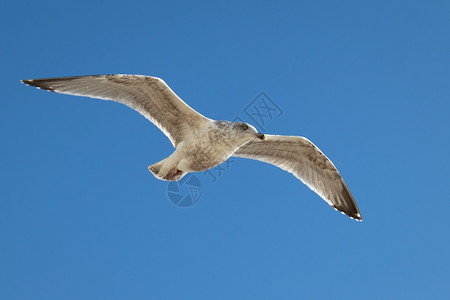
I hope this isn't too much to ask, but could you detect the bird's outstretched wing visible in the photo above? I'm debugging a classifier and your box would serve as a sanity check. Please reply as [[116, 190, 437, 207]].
[[21, 74, 210, 146], [233, 135, 361, 220]]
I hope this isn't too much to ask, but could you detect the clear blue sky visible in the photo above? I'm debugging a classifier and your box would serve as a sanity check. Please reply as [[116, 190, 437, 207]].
[[1, 0, 450, 299]]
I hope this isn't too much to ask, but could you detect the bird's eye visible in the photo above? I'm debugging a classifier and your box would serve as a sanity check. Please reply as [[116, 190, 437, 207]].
[[242, 124, 248, 130]]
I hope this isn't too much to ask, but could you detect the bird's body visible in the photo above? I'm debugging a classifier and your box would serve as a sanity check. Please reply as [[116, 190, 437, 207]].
[[149, 120, 264, 181], [22, 74, 362, 221]]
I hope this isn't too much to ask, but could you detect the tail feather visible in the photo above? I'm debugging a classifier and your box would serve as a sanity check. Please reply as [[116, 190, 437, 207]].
[[148, 162, 187, 182]]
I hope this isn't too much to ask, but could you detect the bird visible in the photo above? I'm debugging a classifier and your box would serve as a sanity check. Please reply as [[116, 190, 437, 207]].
[[21, 74, 362, 221]]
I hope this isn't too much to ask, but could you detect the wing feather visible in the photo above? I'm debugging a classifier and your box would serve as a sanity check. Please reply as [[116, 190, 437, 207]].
[[21, 74, 211, 146], [233, 135, 361, 220]]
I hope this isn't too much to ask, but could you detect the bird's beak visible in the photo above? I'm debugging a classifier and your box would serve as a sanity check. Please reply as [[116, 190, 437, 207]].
[[256, 133, 267, 141]]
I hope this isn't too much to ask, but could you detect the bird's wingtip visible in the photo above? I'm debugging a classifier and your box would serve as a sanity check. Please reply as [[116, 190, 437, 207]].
[[332, 204, 362, 222], [21, 79, 37, 86], [20, 78, 56, 92], [349, 212, 363, 222]]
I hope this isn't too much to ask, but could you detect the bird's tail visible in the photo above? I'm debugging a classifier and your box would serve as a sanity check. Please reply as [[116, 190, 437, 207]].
[[148, 159, 186, 182]]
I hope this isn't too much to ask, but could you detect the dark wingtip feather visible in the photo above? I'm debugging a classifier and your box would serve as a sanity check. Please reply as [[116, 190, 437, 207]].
[[350, 212, 363, 222], [332, 181, 362, 221], [21, 76, 99, 92], [332, 205, 363, 222], [21, 78, 56, 92]]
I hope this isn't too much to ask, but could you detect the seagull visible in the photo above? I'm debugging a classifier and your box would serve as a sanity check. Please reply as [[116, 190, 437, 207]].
[[21, 74, 362, 221]]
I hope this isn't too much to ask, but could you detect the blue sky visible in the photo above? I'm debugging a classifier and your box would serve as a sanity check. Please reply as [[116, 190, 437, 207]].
[[1, 0, 450, 299]]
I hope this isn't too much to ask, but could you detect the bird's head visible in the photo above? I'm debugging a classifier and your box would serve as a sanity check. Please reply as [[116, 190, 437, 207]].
[[212, 121, 266, 148], [232, 122, 266, 142]]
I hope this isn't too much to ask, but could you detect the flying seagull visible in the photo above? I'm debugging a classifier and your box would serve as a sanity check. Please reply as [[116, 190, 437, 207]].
[[21, 74, 362, 221]]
